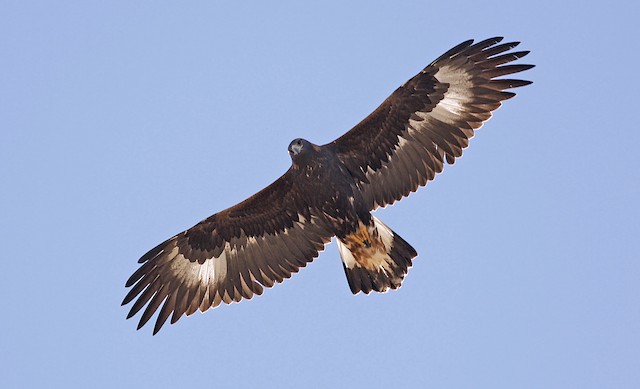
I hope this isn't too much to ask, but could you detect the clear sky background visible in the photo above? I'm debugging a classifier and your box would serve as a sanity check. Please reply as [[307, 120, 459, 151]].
[[1, 1, 638, 388]]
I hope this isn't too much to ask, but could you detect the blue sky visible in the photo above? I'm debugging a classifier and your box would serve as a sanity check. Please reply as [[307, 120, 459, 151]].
[[1, 1, 638, 388]]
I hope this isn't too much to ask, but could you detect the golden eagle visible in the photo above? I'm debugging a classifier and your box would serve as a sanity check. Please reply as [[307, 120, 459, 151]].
[[123, 37, 534, 334]]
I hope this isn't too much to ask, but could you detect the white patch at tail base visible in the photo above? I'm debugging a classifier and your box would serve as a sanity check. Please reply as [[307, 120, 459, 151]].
[[372, 215, 394, 250], [337, 215, 395, 271], [337, 240, 357, 269]]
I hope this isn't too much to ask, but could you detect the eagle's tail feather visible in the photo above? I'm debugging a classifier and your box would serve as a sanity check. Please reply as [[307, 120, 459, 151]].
[[337, 216, 417, 294]]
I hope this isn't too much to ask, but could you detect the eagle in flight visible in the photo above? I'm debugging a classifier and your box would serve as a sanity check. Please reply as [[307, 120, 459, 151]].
[[123, 37, 533, 334]]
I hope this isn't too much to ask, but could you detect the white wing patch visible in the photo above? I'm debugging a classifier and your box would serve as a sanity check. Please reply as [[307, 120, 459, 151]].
[[434, 64, 473, 100], [166, 247, 226, 285]]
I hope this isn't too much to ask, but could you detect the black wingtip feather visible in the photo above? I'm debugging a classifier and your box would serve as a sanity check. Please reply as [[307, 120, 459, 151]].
[[477, 41, 521, 60], [138, 236, 176, 264], [432, 39, 475, 63], [469, 37, 505, 53], [126, 308, 137, 320], [513, 50, 530, 59], [483, 51, 531, 67], [498, 91, 517, 100], [485, 64, 535, 78], [489, 79, 533, 89], [153, 293, 177, 335], [137, 285, 169, 331], [125, 260, 154, 287]]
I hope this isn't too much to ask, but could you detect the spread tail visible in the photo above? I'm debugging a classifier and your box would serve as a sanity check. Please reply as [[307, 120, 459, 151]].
[[337, 215, 417, 294]]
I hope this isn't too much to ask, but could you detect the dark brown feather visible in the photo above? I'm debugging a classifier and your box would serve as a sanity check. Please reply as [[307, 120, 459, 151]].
[[326, 37, 534, 210], [123, 170, 334, 334]]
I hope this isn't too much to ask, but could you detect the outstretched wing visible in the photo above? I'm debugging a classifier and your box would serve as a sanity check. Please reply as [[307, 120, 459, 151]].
[[122, 170, 334, 334], [326, 37, 534, 210]]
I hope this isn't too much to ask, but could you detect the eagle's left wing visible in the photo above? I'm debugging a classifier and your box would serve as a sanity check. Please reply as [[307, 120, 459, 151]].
[[326, 37, 533, 210], [122, 169, 334, 334]]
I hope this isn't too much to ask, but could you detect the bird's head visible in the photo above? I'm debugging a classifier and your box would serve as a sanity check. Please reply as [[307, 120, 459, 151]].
[[288, 138, 320, 167], [288, 138, 308, 156]]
